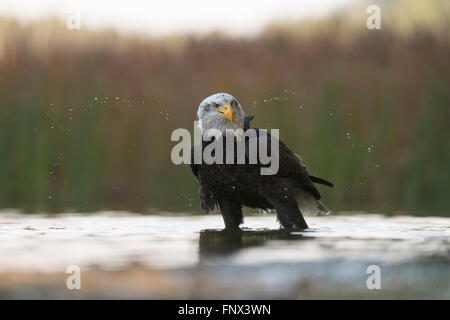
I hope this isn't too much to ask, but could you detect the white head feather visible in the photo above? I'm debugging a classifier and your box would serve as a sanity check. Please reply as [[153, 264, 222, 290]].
[[197, 93, 246, 138]]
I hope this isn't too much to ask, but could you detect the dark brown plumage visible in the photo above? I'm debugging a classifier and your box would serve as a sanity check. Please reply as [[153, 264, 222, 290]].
[[190, 115, 333, 229]]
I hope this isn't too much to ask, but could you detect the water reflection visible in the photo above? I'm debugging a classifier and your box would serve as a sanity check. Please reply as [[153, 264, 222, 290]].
[[198, 228, 306, 257]]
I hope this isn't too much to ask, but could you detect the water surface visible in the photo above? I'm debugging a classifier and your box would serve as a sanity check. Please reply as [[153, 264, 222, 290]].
[[0, 212, 448, 299]]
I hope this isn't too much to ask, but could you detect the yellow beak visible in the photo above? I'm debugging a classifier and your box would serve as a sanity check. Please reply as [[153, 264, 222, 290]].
[[216, 103, 234, 123]]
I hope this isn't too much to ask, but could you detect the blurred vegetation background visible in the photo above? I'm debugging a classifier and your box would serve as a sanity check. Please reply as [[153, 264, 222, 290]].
[[0, 0, 449, 215]]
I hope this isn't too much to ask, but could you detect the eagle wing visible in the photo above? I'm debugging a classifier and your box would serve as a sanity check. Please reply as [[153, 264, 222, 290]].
[[189, 145, 199, 179], [243, 116, 333, 188], [245, 129, 323, 199], [190, 145, 219, 213], [190, 129, 332, 212]]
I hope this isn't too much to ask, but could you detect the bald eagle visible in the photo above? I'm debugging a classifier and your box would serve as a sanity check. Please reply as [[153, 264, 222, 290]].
[[190, 93, 333, 229]]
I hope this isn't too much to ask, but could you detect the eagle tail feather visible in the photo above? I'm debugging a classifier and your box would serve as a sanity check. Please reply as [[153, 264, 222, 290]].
[[297, 190, 332, 216], [309, 175, 334, 187]]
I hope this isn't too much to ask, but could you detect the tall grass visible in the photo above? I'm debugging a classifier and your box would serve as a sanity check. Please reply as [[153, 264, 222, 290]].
[[0, 10, 449, 215]]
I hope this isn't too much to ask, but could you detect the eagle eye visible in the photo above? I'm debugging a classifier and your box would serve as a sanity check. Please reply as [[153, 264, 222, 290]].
[[215, 103, 219, 108]]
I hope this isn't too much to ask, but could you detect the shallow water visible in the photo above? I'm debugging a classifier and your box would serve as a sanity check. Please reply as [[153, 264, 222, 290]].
[[0, 212, 449, 299]]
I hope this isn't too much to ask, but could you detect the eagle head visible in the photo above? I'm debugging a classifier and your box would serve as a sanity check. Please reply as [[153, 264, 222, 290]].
[[197, 93, 246, 136]]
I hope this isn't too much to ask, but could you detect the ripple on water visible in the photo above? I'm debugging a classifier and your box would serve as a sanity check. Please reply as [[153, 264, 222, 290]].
[[0, 212, 449, 298]]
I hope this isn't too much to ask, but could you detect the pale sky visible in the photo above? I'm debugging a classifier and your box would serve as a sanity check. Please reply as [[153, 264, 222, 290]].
[[0, 0, 359, 36]]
